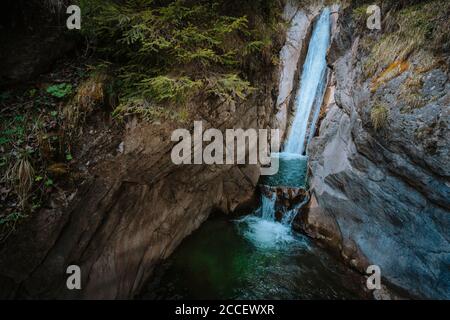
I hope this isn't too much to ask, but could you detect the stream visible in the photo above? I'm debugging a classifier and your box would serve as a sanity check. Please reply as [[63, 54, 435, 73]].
[[142, 213, 366, 300], [142, 8, 367, 300]]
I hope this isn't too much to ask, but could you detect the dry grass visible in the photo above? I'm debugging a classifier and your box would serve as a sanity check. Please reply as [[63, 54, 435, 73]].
[[371, 104, 389, 131], [398, 71, 425, 112], [363, 0, 449, 79], [63, 73, 106, 136], [414, 51, 444, 74], [4, 152, 35, 210]]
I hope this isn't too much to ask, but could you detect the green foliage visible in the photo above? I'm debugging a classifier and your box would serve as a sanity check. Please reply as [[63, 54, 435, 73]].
[[113, 98, 190, 122], [0, 78, 81, 241], [80, 0, 279, 120], [0, 211, 26, 241], [207, 74, 254, 102], [352, 5, 369, 26], [138, 76, 202, 104], [45, 178, 54, 187], [46, 83, 73, 98]]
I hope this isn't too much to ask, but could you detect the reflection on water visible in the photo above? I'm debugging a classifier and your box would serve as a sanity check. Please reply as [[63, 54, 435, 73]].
[[142, 215, 366, 300]]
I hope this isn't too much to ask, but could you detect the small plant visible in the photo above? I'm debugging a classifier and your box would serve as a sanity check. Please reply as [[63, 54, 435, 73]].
[[207, 74, 254, 103], [5, 150, 35, 209], [398, 72, 425, 112], [139, 76, 202, 105], [63, 73, 107, 136], [371, 104, 389, 131], [46, 83, 73, 98], [45, 178, 54, 188], [0, 212, 27, 242], [352, 5, 369, 29]]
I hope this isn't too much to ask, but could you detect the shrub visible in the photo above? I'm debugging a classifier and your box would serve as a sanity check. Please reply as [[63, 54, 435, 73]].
[[138, 76, 203, 104], [80, 0, 280, 120]]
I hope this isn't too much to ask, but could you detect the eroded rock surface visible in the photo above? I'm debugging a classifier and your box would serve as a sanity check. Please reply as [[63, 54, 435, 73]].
[[0, 55, 281, 299], [274, 1, 320, 141], [307, 6, 450, 299]]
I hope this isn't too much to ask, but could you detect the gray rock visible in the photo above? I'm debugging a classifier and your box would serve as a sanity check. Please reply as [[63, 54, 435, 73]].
[[307, 8, 450, 299]]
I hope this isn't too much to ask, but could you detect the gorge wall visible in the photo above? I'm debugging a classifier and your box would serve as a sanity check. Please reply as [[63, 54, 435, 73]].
[[1, 0, 448, 300], [0, 85, 277, 299], [0, 1, 284, 299], [304, 2, 450, 299]]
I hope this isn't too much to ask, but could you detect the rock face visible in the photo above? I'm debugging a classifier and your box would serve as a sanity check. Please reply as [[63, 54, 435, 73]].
[[307, 7, 450, 299], [0, 48, 280, 300], [274, 1, 319, 142], [0, 92, 275, 299], [0, 0, 287, 300], [0, 0, 73, 85]]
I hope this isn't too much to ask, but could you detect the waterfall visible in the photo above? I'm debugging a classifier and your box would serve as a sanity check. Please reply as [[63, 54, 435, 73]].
[[284, 8, 331, 155], [238, 8, 331, 249], [260, 192, 276, 221]]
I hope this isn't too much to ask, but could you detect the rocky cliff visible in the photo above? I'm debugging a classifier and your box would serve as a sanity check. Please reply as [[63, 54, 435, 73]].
[[305, 1, 450, 299], [0, 0, 283, 299], [1, 0, 448, 300], [0, 79, 278, 299]]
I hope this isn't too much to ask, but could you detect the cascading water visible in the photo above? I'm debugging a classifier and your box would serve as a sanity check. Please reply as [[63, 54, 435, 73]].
[[284, 8, 331, 156], [248, 8, 330, 234], [260, 192, 276, 221], [235, 7, 332, 256], [145, 8, 364, 300]]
